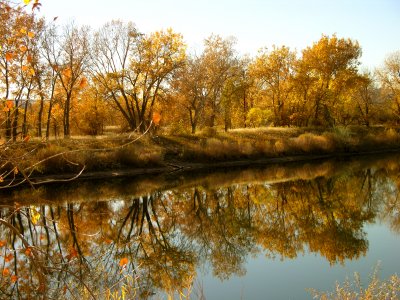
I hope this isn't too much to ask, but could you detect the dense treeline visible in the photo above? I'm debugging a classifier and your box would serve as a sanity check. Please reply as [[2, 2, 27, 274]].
[[1, 1, 400, 140]]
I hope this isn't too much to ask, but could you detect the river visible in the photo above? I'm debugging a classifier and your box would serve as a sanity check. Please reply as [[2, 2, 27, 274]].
[[1, 153, 400, 299]]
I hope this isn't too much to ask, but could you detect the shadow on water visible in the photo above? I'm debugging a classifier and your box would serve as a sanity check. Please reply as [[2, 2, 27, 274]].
[[0, 152, 400, 299]]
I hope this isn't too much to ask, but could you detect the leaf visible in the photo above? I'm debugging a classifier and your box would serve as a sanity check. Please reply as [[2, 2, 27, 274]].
[[152, 112, 161, 125], [29, 68, 35, 76], [62, 68, 72, 78], [27, 31, 35, 38], [13, 167, 18, 175], [6, 100, 14, 109], [5, 253, 14, 262], [24, 247, 32, 256], [66, 247, 78, 261], [2, 268, 10, 277], [5, 52, 13, 62], [24, 0, 31, 4], [22, 65, 29, 71], [19, 45, 28, 52], [79, 77, 88, 88], [0, 240, 6, 247], [20, 28, 27, 34], [27, 54, 33, 63], [30, 206, 40, 225], [119, 257, 129, 267], [11, 275, 18, 283], [23, 135, 30, 142]]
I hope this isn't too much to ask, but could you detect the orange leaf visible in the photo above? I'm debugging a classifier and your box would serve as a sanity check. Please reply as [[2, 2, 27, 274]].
[[5, 52, 13, 62], [24, 247, 32, 256], [0, 240, 6, 247], [6, 100, 14, 109], [79, 77, 88, 88], [62, 68, 72, 78], [152, 112, 161, 126], [5, 253, 14, 262], [27, 54, 33, 63], [22, 65, 29, 71], [119, 257, 129, 267], [11, 275, 18, 283], [23, 135, 30, 142], [19, 45, 28, 52], [27, 31, 35, 38], [66, 247, 78, 261], [2, 268, 10, 277]]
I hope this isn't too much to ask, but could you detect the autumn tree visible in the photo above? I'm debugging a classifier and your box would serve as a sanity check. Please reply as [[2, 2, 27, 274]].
[[249, 45, 296, 126], [91, 21, 186, 133], [376, 51, 400, 123], [55, 23, 90, 137], [202, 35, 239, 128], [0, 2, 38, 140], [296, 34, 362, 126]]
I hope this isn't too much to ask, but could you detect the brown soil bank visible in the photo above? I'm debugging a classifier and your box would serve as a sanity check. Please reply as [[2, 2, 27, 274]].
[[1, 126, 400, 187]]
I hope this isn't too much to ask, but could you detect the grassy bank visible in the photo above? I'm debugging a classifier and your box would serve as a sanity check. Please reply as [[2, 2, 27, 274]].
[[2, 126, 400, 180]]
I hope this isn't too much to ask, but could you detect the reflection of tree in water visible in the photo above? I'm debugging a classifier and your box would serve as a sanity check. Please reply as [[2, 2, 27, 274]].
[[1, 167, 399, 298]]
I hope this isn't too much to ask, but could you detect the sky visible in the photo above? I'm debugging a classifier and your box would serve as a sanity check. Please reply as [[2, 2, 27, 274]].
[[38, 0, 400, 69]]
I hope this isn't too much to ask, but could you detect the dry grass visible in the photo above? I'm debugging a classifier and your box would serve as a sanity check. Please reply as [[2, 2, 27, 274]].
[[309, 267, 400, 300], [3, 126, 400, 178]]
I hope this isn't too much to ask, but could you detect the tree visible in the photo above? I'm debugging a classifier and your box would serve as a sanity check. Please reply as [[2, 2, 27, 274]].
[[91, 21, 186, 133], [249, 45, 296, 126], [56, 23, 90, 137], [296, 34, 362, 126], [376, 51, 400, 123], [202, 35, 239, 128]]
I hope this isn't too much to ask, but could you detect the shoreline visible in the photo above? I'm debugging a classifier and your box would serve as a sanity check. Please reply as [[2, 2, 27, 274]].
[[20, 146, 400, 185]]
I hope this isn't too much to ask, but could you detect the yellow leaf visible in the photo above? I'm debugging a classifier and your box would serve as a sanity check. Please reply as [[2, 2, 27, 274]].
[[20, 28, 27, 34], [13, 167, 18, 175], [23, 0, 31, 4], [29, 68, 35, 76], [30, 206, 40, 225]]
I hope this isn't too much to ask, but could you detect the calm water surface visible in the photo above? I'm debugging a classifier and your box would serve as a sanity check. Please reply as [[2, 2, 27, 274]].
[[1, 154, 399, 299]]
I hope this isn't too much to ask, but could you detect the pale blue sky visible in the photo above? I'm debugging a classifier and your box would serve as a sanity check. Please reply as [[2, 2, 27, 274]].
[[39, 0, 399, 69]]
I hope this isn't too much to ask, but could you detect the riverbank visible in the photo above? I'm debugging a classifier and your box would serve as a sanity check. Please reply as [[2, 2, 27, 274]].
[[2, 126, 400, 186]]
